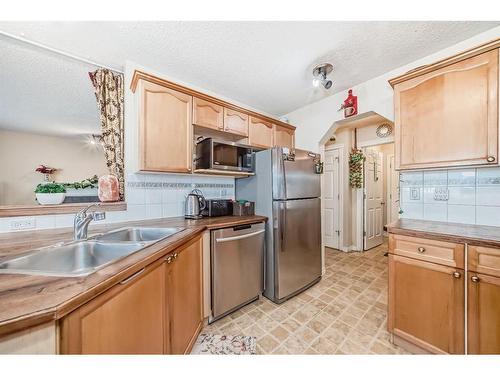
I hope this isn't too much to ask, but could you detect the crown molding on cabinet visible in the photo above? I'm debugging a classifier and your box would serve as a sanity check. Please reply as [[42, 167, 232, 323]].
[[389, 38, 500, 87], [130, 69, 296, 131]]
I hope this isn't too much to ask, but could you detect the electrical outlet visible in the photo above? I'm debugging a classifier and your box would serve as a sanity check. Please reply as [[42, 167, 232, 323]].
[[10, 218, 36, 231]]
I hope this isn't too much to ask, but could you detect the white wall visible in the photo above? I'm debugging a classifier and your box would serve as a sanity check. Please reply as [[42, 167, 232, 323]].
[[285, 26, 500, 152], [0, 129, 108, 206]]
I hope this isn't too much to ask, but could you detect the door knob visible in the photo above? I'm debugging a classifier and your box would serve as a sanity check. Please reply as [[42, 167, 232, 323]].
[[487, 156, 496, 162], [417, 247, 426, 253], [452, 271, 461, 279], [471, 275, 480, 283]]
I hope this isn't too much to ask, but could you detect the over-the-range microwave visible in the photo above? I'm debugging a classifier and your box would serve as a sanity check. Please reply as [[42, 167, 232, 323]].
[[195, 138, 255, 173]]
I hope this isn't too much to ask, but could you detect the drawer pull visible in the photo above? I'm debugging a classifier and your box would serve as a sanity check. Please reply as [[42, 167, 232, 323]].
[[471, 275, 480, 283], [452, 271, 461, 279], [487, 156, 496, 163], [120, 267, 145, 285], [417, 247, 426, 253]]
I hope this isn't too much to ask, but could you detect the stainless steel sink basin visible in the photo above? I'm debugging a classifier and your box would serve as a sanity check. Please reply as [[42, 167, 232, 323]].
[[94, 227, 185, 242], [0, 241, 145, 277]]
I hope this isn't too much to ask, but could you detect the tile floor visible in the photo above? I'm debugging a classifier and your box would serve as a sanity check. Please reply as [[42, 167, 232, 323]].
[[200, 240, 410, 354]]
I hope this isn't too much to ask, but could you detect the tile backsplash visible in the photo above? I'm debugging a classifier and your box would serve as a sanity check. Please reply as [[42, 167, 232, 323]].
[[0, 173, 235, 233], [400, 167, 500, 227]]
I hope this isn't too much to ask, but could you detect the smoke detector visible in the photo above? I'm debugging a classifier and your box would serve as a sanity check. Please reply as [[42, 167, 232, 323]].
[[312, 63, 333, 89]]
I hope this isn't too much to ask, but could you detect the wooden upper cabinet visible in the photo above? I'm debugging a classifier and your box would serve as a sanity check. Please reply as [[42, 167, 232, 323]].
[[165, 236, 203, 354], [388, 254, 464, 354], [138, 80, 193, 173], [467, 271, 500, 354], [60, 262, 165, 354], [249, 116, 274, 148], [273, 125, 295, 149], [223, 108, 249, 136], [193, 97, 224, 131], [393, 49, 499, 170]]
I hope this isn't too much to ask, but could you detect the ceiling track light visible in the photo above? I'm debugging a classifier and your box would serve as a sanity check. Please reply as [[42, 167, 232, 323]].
[[312, 63, 333, 89]]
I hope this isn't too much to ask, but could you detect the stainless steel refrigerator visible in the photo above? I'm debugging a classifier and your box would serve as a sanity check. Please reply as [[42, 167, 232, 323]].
[[236, 147, 322, 304]]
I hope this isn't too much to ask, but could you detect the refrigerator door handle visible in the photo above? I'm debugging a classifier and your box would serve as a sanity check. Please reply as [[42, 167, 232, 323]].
[[273, 147, 287, 200], [280, 202, 286, 252]]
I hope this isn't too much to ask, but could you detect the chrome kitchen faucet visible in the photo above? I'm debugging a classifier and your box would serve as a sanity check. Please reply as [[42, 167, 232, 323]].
[[73, 203, 106, 240]]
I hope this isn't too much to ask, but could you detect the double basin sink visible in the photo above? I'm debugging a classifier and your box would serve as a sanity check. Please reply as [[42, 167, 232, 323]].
[[0, 227, 185, 277]]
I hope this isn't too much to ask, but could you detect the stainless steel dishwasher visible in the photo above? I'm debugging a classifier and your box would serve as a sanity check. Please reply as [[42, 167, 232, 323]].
[[210, 223, 265, 322]]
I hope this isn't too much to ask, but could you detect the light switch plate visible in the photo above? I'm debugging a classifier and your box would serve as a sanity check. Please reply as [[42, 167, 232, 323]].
[[410, 188, 420, 200], [10, 218, 36, 231]]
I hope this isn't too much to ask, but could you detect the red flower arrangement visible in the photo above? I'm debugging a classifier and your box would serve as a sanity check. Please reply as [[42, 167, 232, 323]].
[[35, 165, 57, 175], [35, 165, 58, 182]]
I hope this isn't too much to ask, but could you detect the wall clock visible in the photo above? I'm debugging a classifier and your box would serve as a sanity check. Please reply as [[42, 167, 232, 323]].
[[376, 123, 393, 138]]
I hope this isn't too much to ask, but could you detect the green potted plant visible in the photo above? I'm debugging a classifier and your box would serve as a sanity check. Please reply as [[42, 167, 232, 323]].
[[62, 175, 99, 203], [35, 183, 67, 205]]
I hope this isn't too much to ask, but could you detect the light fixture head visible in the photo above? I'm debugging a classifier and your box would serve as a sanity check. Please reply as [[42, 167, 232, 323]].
[[312, 63, 334, 90], [87, 134, 104, 147]]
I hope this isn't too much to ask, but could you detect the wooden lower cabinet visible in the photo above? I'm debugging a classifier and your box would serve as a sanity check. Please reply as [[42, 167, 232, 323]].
[[60, 261, 165, 354], [165, 236, 203, 354], [388, 254, 464, 354], [467, 271, 500, 354], [59, 235, 203, 354]]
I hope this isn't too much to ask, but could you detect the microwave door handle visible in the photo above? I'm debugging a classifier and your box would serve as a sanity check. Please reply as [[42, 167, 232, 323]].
[[209, 139, 214, 169]]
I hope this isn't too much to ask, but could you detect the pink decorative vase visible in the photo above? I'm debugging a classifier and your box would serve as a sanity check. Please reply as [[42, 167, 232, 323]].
[[98, 175, 120, 202]]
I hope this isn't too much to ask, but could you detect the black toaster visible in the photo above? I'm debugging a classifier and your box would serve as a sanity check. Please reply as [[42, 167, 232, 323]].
[[201, 199, 234, 217]]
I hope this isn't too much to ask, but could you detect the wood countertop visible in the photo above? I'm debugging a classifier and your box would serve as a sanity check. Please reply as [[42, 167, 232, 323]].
[[0, 215, 267, 336], [388, 219, 500, 248]]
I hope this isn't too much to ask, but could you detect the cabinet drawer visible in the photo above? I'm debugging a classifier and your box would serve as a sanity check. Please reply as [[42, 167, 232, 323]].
[[468, 246, 500, 277], [389, 234, 464, 268]]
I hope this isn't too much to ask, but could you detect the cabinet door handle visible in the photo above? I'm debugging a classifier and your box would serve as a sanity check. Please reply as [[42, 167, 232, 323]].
[[417, 247, 426, 253], [487, 156, 496, 163], [120, 267, 145, 285], [452, 271, 461, 279], [471, 275, 480, 283], [166, 255, 173, 264], [173, 252, 178, 260]]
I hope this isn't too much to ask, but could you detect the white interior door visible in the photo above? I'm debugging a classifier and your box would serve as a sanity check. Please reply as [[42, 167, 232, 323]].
[[364, 149, 384, 250], [387, 154, 400, 225], [322, 148, 341, 249]]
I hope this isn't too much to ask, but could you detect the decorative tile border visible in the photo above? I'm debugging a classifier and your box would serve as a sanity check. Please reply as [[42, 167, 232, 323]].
[[477, 177, 500, 185], [400, 166, 500, 226], [127, 181, 234, 189]]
